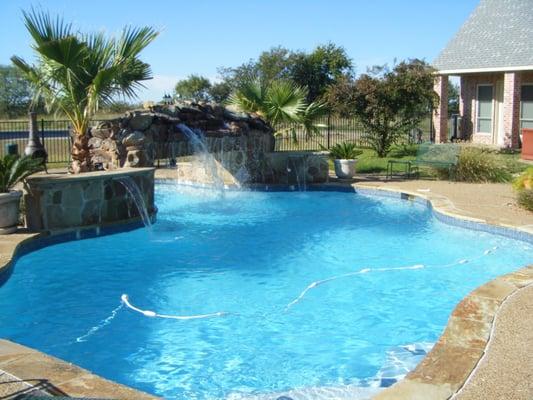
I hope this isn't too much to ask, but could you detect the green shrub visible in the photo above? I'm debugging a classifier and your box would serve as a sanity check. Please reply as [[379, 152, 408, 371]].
[[438, 147, 511, 182], [326, 142, 363, 159], [0, 154, 44, 192], [513, 167, 533, 211], [517, 189, 533, 211], [512, 166, 533, 191]]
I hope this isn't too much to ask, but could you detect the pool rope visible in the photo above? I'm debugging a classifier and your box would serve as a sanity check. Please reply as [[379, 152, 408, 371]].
[[285, 246, 499, 310], [76, 302, 124, 343], [75, 245, 502, 340], [121, 294, 227, 320]]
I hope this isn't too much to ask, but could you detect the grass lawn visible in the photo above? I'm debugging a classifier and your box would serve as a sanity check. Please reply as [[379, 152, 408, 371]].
[[328, 144, 530, 178]]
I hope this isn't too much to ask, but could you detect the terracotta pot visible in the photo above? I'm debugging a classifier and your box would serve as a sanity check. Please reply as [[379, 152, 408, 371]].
[[522, 129, 533, 161], [0, 191, 22, 234]]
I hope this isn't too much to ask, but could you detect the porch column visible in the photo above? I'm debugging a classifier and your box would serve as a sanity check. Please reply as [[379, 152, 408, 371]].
[[459, 76, 472, 139], [433, 75, 448, 143], [503, 72, 521, 148]]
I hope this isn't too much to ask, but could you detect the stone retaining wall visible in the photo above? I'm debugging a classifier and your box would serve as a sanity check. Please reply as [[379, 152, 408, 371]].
[[89, 103, 275, 183], [174, 151, 329, 186], [24, 168, 156, 232]]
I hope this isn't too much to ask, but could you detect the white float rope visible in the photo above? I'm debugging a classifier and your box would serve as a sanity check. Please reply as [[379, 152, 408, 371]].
[[75, 245, 501, 339], [286, 246, 498, 310], [76, 302, 124, 342], [121, 294, 227, 320]]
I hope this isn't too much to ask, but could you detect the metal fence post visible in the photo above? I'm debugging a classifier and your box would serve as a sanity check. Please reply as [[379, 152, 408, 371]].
[[327, 113, 331, 149], [40, 118, 45, 144], [429, 108, 435, 143]]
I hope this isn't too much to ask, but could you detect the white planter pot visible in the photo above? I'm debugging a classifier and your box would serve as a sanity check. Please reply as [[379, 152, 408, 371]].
[[0, 191, 22, 234], [334, 159, 357, 179]]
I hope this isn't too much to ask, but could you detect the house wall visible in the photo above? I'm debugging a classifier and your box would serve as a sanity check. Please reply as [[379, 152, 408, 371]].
[[459, 73, 503, 145], [459, 71, 533, 147]]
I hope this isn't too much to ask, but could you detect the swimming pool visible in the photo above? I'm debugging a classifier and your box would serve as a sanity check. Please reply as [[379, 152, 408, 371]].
[[1, 183, 531, 399]]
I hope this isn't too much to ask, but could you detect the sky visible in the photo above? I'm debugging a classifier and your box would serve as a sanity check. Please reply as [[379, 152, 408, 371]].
[[0, 0, 479, 101]]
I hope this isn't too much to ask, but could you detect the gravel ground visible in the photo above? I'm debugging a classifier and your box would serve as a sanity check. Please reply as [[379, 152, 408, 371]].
[[454, 284, 533, 400]]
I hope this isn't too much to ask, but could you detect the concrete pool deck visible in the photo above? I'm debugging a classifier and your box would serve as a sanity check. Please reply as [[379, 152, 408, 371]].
[[0, 173, 531, 399], [354, 178, 533, 230]]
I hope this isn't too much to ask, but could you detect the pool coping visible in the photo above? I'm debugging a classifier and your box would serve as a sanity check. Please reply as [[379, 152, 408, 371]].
[[0, 180, 531, 399]]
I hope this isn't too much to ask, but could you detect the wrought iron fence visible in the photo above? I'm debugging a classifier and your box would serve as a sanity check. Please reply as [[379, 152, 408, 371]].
[[0, 119, 72, 164], [0, 119, 107, 164], [0, 115, 434, 165], [274, 115, 371, 151], [274, 114, 433, 151]]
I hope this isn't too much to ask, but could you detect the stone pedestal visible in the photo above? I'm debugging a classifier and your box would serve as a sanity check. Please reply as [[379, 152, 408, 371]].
[[24, 168, 156, 232]]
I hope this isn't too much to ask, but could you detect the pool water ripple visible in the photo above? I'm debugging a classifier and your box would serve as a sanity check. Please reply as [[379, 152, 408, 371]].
[[0, 184, 531, 399]]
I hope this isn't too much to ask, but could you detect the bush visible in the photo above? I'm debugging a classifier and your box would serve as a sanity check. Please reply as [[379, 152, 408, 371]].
[[327, 142, 363, 159], [389, 144, 419, 158], [0, 154, 44, 192], [512, 166, 533, 191], [437, 147, 511, 182], [517, 189, 533, 211], [513, 167, 533, 211]]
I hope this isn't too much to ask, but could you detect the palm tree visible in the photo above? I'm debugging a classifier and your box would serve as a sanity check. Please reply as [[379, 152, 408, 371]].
[[300, 100, 328, 141], [229, 79, 328, 143], [229, 80, 307, 125], [11, 10, 158, 173]]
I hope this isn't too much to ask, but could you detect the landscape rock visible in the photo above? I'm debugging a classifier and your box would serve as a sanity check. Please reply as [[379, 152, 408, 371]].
[[88, 102, 275, 178], [129, 114, 153, 131]]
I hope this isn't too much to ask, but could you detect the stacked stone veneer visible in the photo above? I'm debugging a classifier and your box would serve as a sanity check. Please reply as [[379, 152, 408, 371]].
[[89, 103, 275, 183], [264, 152, 329, 184], [24, 168, 155, 232]]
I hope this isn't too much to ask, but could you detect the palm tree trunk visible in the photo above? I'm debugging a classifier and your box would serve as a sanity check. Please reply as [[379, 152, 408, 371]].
[[70, 130, 92, 173]]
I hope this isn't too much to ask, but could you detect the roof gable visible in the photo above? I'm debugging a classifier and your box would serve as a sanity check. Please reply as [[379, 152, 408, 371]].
[[433, 0, 533, 73]]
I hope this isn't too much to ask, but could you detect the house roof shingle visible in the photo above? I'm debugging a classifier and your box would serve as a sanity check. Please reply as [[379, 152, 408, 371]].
[[433, 0, 533, 73]]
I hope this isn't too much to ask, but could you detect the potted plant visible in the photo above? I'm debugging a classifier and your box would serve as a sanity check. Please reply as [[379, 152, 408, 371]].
[[0, 155, 44, 234], [328, 142, 363, 179]]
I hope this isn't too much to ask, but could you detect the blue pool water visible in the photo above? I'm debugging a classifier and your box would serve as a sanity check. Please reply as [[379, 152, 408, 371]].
[[0, 184, 531, 399]]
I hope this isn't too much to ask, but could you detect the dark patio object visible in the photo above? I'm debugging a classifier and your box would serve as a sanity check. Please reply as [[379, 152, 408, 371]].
[[24, 112, 48, 164]]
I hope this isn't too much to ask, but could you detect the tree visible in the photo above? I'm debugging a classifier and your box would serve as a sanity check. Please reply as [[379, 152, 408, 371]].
[[229, 80, 306, 125], [11, 9, 158, 172], [326, 59, 438, 157], [448, 82, 460, 116], [229, 79, 328, 141], [218, 43, 353, 103], [208, 81, 232, 103], [174, 74, 211, 102], [0, 65, 33, 118], [289, 43, 354, 102], [217, 46, 295, 92]]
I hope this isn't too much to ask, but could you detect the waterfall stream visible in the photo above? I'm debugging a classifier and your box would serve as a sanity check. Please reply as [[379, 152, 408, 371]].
[[115, 176, 152, 228], [177, 123, 227, 196]]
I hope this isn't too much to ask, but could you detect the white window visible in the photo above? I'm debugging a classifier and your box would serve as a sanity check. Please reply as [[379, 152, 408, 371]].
[[476, 85, 493, 133], [521, 85, 533, 130]]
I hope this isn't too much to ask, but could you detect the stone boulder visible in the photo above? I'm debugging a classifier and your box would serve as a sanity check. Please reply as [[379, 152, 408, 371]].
[[88, 102, 275, 178]]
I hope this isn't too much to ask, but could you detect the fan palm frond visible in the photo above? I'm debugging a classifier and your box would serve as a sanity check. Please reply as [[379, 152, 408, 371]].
[[0, 155, 44, 192], [11, 9, 159, 138], [264, 80, 307, 125], [300, 100, 329, 139]]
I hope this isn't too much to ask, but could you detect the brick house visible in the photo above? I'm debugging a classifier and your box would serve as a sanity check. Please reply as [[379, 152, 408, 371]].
[[432, 0, 533, 147]]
